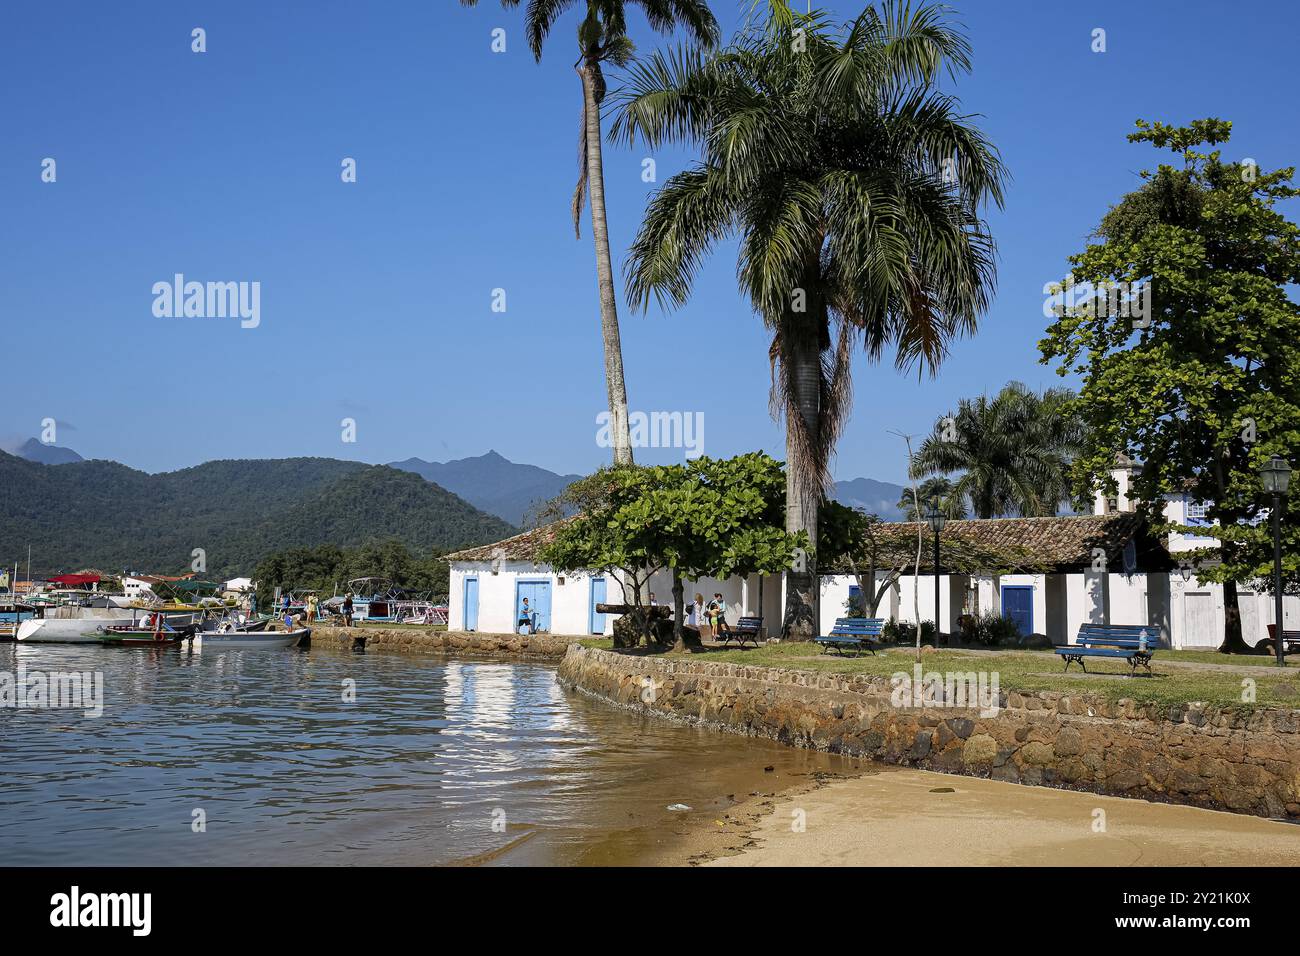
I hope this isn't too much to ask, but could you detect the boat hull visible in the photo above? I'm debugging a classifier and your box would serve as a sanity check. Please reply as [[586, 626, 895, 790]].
[[198, 628, 309, 649], [17, 611, 134, 644]]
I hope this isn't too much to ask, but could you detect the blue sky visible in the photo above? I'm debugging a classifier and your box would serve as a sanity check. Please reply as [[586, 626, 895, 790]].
[[2, 0, 1297, 483]]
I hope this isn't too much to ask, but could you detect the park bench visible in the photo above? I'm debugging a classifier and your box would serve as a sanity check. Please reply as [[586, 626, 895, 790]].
[[815, 618, 884, 657], [1055, 623, 1158, 676], [716, 615, 763, 648], [1264, 624, 1300, 655]]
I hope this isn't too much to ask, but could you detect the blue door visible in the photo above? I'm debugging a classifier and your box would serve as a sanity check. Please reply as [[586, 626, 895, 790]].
[[463, 577, 479, 631], [515, 580, 552, 633], [589, 578, 607, 634], [1002, 585, 1033, 636]]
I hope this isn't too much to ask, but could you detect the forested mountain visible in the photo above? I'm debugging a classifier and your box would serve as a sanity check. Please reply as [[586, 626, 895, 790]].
[[388, 450, 581, 526], [0, 453, 515, 577]]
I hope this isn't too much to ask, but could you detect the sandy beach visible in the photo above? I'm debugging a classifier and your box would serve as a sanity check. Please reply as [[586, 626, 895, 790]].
[[700, 767, 1300, 867]]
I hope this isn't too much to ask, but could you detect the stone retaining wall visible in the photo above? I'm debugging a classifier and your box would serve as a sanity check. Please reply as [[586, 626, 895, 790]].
[[312, 626, 570, 659], [556, 645, 1300, 818]]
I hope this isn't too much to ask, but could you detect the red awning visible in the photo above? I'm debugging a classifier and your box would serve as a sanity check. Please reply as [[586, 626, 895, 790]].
[[47, 573, 101, 587]]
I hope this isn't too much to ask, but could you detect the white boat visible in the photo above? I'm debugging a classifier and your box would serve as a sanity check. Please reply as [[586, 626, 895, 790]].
[[16, 605, 135, 643], [197, 627, 310, 649]]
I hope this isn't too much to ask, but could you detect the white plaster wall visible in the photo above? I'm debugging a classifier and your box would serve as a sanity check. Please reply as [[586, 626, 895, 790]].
[[449, 561, 613, 636]]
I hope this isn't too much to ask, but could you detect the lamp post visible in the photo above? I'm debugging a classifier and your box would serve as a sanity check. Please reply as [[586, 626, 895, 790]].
[[1261, 455, 1292, 667], [1258, 455, 1289, 665], [926, 500, 947, 643]]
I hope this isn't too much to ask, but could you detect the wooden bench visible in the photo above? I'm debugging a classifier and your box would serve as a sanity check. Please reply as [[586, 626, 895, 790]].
[[815, 618, 884, 657], [1055, 623, 1158, 676], [1264, 624, 1300, 655], [716, 615, 763, 648]]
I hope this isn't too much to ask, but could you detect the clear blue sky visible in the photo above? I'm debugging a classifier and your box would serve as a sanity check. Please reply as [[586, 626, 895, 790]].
[[3, 0, 1297, 483]]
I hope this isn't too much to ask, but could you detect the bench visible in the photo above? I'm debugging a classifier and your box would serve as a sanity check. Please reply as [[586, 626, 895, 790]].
[[716, 615, 763, 648], [1264, 624, 1300, 655], [815, 618, 884, 657], [1055, 623, 1159, 676]]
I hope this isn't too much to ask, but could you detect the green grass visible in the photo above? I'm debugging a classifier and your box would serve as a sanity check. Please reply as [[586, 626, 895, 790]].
[[606, 640, 1300, 710]]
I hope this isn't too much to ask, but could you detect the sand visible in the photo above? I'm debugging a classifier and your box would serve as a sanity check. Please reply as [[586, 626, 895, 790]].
[[697, 767, 1300, 867]]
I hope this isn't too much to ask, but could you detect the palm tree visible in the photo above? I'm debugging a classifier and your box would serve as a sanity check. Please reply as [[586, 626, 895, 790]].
[[896, 476, 966, 521], [613, 3, 1005, 636], [461, 0, 720, 466], [912, 382, 1085, 518]]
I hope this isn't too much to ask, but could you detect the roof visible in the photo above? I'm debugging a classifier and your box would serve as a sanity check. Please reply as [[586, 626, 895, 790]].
[[827, 512, 1174, 575], [446, 513, 1173, 575], [444, 521, 572, 563]]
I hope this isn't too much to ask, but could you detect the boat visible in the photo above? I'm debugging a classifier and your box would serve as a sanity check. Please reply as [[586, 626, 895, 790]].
[[16, 605, 135, 643], [97, 613, 191, 650], [195, 613, 309, 649]]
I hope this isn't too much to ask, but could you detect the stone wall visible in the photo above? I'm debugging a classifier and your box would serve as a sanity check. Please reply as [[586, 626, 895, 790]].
[[312, 626, 570, 659], [556, 645, 1300, 818]]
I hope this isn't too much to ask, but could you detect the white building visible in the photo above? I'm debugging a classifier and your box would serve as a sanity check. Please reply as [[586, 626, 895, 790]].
[[447, 458, 1297, 649]]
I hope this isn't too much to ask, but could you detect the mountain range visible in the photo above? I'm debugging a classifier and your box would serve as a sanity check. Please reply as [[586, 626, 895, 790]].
[[387, 450, 582, 526], [2, 436, 909, 575], [0, 452, 515, 578]]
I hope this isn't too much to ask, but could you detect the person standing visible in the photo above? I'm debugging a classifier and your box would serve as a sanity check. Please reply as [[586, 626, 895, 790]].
[[711, 593, 731, 635], [692, 592, 708, 638], [305, 593, 317, 624], [342, 593, 354, 627]]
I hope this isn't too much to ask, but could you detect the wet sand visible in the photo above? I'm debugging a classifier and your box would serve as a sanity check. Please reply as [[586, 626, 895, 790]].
[[699, 768, 1300, 866]]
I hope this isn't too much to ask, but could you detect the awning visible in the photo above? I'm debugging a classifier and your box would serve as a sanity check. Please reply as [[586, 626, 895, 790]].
[[47, 573, 100, 587]]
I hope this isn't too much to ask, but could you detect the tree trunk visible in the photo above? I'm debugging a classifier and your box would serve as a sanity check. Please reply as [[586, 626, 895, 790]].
[[669, 570, 699, 651], [578, 60, 633, 466], [1218, 578, 1253, 654], [782, 330, 821, 640]]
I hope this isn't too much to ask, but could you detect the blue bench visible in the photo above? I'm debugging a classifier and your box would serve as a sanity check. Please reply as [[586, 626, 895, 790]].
[[1055, 623, 1158, 676], [717, 615, 763, 648], [815, 618, 884, 657]]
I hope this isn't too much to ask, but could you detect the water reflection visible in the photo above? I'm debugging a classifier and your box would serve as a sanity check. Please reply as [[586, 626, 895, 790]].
[[0, 644, 855, 866]]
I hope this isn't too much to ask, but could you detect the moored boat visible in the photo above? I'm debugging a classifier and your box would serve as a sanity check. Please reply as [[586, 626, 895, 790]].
[[198, 626, 310, 649], [16, 605, 135, 643]]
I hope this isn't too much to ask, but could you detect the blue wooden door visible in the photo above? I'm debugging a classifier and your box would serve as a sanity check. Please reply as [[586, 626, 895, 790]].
[[1002, 585, 1033, 635], [463, 577, 479, 632], [516, 580, 552, 633], [589, 578, 607, 634]]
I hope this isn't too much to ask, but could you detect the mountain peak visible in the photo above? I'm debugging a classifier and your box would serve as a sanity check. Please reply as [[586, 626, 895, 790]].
[[15, 437, 84, 465]]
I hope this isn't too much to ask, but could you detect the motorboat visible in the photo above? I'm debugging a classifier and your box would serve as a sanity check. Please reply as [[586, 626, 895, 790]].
[[16, 605, 135, 643]]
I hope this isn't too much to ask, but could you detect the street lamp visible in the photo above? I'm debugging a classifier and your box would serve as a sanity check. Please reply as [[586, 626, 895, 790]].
[[926, 499, 948, 643], [1261, 455, 1292, 667]]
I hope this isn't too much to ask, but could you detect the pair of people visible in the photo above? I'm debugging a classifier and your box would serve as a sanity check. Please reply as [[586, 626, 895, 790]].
[[692, 592, 730, 636]]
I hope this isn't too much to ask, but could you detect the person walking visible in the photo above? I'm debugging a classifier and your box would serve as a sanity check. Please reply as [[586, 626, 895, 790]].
[[517, 597, 534, 635]]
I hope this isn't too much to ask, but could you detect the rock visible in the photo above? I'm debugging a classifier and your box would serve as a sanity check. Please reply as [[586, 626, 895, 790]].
[[962, 733, 998, 767]]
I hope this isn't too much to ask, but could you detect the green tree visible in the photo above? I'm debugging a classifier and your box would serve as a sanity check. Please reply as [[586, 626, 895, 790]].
[[1039, 118, 1300, 653], [539, 454, 803, 649], [460, 0, 719, 466], [911, 382, 1084, 518], [614, 2, 1004, 638]]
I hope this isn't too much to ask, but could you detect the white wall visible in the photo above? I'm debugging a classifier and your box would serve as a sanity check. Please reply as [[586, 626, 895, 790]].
[[449, 561, 614, 637]]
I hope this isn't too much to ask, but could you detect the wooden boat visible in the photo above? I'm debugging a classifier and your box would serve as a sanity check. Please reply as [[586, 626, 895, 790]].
[[97, 612, 190, 647]]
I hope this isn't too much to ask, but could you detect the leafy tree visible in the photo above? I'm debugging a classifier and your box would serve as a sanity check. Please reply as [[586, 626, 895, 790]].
[[1040, 118, 1300, 653], [538, 453, 803, 649], [614, 2, 1004, 638], [460, 0, 720, 466], [911, 381, 1084, 518]]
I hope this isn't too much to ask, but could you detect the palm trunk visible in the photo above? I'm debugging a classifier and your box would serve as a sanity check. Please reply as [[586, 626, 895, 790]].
[[579, 60, 633, 466], [782, 332, 820, 640]]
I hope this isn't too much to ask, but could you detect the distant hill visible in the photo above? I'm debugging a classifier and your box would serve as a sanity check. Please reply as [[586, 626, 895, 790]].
[[8, 437, 84, 465], [388, 450, 581, 526], [832, 477, 907, 521], [0, 453, 515, 577]]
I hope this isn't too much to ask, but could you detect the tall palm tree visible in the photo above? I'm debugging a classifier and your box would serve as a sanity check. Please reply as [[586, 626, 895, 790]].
[[461, 0, 720, 465], [613, 3, 1005, 636], [912, 382, 1085, 518]]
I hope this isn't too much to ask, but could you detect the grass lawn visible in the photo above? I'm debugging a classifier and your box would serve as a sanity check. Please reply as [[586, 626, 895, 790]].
[[575, 638, 1300, 711]]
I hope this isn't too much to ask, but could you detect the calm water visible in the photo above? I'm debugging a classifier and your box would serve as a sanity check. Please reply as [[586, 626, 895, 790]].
[[0, 642, 854, 866]]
